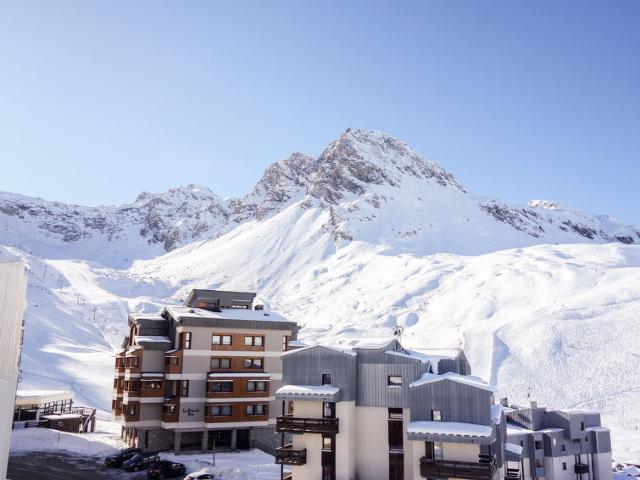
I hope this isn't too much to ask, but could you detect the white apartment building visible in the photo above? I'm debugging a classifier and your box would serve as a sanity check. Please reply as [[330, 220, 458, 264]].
[[0, 260, 27, 480]]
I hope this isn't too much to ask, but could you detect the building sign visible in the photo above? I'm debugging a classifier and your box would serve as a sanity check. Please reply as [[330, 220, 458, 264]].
[[182, 407, 199, 417]]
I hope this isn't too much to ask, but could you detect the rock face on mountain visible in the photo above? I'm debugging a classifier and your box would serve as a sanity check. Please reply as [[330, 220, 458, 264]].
[[0, 129, 638, 262]]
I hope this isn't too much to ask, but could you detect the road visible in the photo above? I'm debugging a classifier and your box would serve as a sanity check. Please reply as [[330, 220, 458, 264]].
[[8, 452, 145, 480]]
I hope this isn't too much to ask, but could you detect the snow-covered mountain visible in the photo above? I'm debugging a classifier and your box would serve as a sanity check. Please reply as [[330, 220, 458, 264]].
[[2, 129, 639, 461]]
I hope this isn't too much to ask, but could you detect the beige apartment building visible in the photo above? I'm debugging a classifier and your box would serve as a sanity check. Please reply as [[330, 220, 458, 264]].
[[112, 289, 299, 453]]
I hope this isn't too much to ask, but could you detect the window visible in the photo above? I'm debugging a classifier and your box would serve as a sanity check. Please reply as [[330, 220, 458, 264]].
[[388, 408, 403, 420], [244, 336, 264, 347], [535, 459, 544, 468], [181, 380, 189, 397], [182, 332, 192, 350], [287, 401, 294, 416], [561, 444, 566, 452], [142, 380, 162, 389], [128, 404, 136, 416], [323, 402, 335, 419], [246, 404, 254, 416], [211, 405, 232, 416], [387, 376, 402, 387], [431, 410, 442, 421], [243, 358, 263, 369], [165, 356, 179, 366], [580, 421, 585, 431], [552, 438, 556, 446], [255, 404, 266, 415], [210, 358, 231, 369], [282, 336, 289, 351], [210, 381, 233, 393], [534, 440, 542, 450], [131, 357, 139, 368], [322, 435, 334, 451], [322, 373, 332, 385], [562, 462, 567, 471], [247, 381, 267, 392], [212, 335, 232, 345], [163, 404, 176, 414]]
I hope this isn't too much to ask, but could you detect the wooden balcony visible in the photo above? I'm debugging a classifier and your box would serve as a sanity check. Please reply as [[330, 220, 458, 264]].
[[420, 456, 497, 480], [275, 444, 307, 465], [276, 416, 339, 434]]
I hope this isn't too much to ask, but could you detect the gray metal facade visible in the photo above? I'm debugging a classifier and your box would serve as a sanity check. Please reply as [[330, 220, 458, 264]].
[[281, 346, 357, 401]]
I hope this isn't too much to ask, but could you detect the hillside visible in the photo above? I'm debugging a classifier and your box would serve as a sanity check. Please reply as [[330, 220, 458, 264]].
[[1, 129, 639, 461]]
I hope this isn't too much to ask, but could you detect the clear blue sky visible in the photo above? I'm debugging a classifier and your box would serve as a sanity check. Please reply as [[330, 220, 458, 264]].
[[1, 1, 639, 223]]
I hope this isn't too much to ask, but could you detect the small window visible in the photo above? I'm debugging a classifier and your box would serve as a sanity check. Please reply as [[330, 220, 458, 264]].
[[163, 404, 176, 414], [181, 380, 189, 397], [562, 462, 567, 471], [534, 440, 542, 450], [552, 438, 556, 446], [183, 332, 192, 349], [431, 410, 442, 421], [322, 373, 332, 385], [322, 435, 333, 451], [580, 421, 585, 431], [282, 336, 289, 351], [387, 376, 402, 387], [561, 444, 566, 452]]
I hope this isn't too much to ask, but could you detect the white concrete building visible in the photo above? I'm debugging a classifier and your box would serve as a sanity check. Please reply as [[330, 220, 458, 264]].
[[0, 260, 27, 480]]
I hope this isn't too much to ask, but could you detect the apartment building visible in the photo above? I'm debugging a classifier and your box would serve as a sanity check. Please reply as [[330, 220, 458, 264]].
[[274, 337, 613, 480], [112, 289, 299, 453], [0, 260, 28, 480], [504, 402, 612, 480], [274, 338, 505, 480]]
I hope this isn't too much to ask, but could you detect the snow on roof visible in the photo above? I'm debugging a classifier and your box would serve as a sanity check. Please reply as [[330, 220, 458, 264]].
[[281, 344, 356, 357], [15, 390, 73, 405], [407, 421, 493, 438], [505, 442, 524, 456], [129, 314, 165, 321], [141, 372, 165, 378], [136, 336, 172, 343], [585, 426, 608, 432], [411, 347, 462, 358], [491, 404, 503, 423], [41, 414, 82, 420], [353, 337, 397, 349], [287, 340, 306, 347], [276, 385, 340, 397], [165, 305, 291, 323], [506, 424, 534, 434], [208, 373, 271, 378], [410, 371, 495, 392]]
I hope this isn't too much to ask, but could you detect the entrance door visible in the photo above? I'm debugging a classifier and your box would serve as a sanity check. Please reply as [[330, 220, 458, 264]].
[[389, 452, 404, 480], [237, 429, 250, 450]]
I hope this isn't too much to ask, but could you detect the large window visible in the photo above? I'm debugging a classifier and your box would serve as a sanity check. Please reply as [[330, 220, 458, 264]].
[[243, 358, 263, 369], [211, 358, 231, 369], [244, 336, 264, 347], [246, 403, 267, 416], [212, 335, 232, 346], [210, 381, 233, 393], [247, 381, 267, 392], [211, 405, 232, 416]]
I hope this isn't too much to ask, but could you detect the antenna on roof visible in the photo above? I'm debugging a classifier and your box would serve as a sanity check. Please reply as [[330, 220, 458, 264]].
[[526, 385, 531, 399]]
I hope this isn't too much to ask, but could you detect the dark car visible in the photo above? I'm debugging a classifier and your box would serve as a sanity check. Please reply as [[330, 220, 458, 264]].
[[147, 460, 187, 479], [122, 453, 160, 472], [104, 448, 143, 467]]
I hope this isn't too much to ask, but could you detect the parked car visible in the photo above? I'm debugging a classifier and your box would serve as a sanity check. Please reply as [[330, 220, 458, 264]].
[[184, 471, 215, 480], [147, 460, 187, 479], [122, 452, 160, 472], [104, 447, 142, 467]]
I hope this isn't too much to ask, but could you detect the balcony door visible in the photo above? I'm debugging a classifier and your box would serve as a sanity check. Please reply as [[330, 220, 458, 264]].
[[322, 402, 335, 419], [389, 452, 404, 480], [321, 434, 336, 480]]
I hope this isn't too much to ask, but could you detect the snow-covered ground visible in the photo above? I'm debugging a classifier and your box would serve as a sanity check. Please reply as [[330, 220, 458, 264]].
[[10, 420, 279, 479], [2, 129, 640, 463]]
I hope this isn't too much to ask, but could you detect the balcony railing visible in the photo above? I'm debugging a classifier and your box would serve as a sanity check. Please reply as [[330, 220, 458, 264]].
[[505, 467, 520, 480], [275, 444, 307, 465], [276, 416, 339, 434], [574, 464, 589, 475], [420, 456, 497, 480]]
